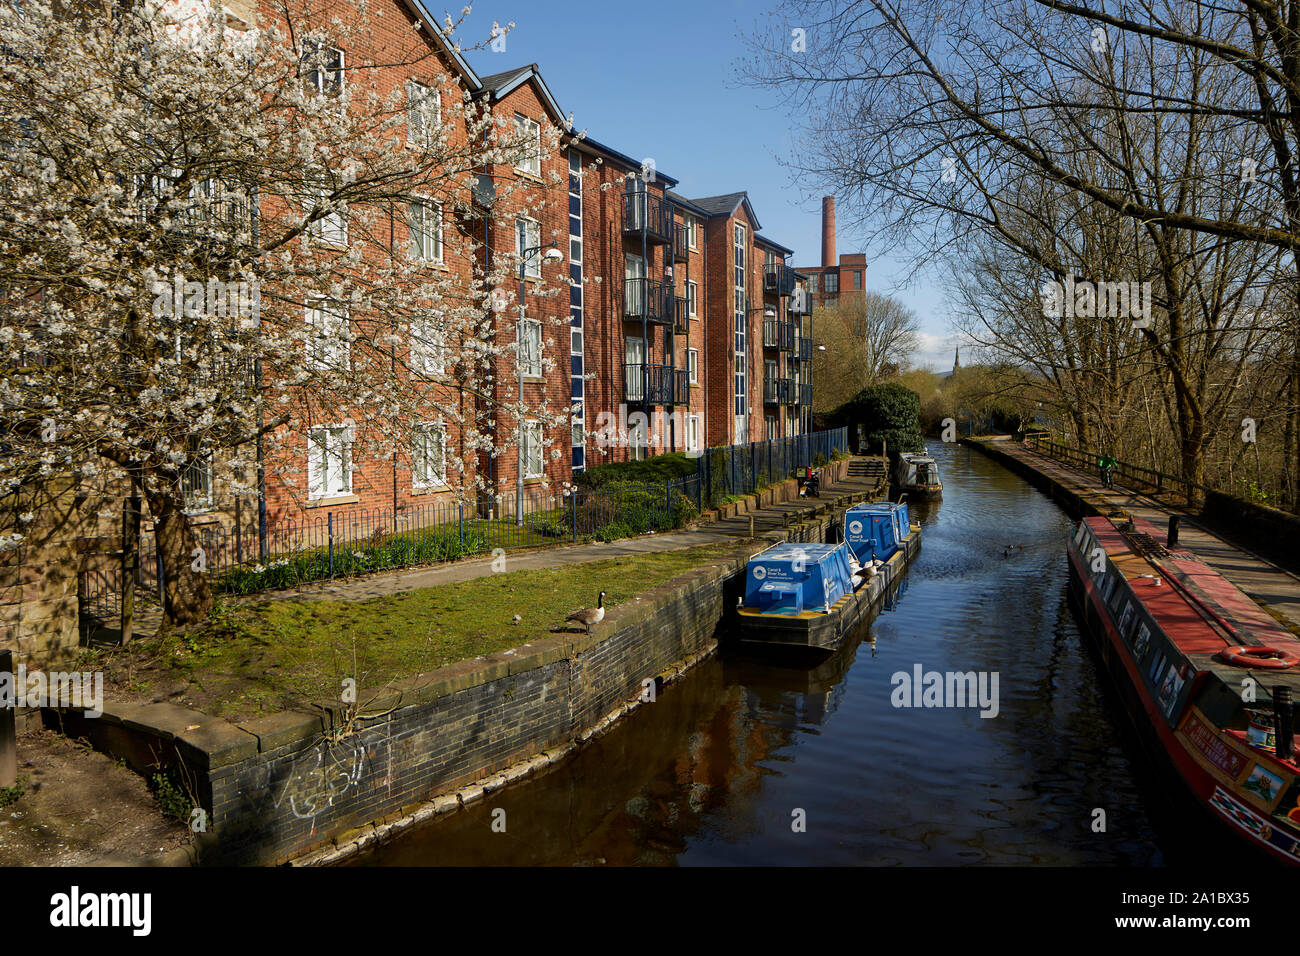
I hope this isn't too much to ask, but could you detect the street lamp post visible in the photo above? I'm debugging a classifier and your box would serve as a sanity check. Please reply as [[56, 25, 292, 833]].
[[517, 242, 564, 525]]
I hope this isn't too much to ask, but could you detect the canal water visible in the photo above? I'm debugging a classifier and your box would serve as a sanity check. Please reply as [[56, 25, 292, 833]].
[[354, 442, 1194, 866]]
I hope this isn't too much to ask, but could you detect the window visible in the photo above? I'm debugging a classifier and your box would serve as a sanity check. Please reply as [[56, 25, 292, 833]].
[[522, 421, 544, 478], [518, 317, 542, 377], [733, 222, 747, 424], [412, 422, 446, 488], [808, 274, 819, 294], [687, 414, 700, 452], [305, 299, 349, 370], [571, 329, 583, 356], [687, 280, 697, 317], [410, 314, 445, 376], [854, 270, 863, 290], [688, 348, 698, 384], [571, 418, 584, 450], [514, 114, 541, 177], [824, 272, 839, 294], [307, 425, 352, 499], [406, 81, 439, 148], [409, 199, 442, 262], [766, 415, 778, 441], [301, 40, 344, 98], [516, 218, 541, 277], [181, 446, 214, 513], [307, 177, 346, 245]]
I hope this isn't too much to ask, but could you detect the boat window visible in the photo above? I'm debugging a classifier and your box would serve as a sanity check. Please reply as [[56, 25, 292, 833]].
[[1074, 523, 1088, 545], [1133, 623, 1150, 659], [1118, 601, 1134, 637]]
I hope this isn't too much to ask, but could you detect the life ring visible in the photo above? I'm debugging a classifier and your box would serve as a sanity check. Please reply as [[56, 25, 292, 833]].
[[1218, 645, 1300, 669]]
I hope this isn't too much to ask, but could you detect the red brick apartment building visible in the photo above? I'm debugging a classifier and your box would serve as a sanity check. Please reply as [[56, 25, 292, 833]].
[[794, 195, 867, 309], [152, 1, 816, 536]]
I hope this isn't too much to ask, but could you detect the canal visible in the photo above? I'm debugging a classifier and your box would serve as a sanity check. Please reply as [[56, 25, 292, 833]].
[[354, 442, 1198, 866]]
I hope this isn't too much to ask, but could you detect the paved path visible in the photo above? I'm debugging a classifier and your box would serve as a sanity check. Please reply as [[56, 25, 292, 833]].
[[988, 438, 1300, 633], [238, 463, 887, 605]]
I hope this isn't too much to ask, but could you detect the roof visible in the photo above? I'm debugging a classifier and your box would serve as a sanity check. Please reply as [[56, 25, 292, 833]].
[[571, 134, 679, 187], [755, 233, 794, 256], [405, 1, 483, 90], [666, 191, 710, 216], [686, 192, 760, 228], [473, 62, 569, 130]]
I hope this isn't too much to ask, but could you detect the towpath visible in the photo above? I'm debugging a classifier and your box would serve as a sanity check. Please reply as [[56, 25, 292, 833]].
[[978, 437, 1300, 633]]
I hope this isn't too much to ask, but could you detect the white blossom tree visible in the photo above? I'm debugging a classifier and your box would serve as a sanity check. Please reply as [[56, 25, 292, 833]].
[[0, 0, 566, 623]]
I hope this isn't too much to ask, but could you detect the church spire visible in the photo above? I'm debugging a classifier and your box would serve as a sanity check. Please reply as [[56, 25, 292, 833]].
[[953, 347, 961, 374]]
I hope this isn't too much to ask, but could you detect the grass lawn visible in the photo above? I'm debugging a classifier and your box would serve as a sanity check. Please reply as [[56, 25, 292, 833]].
[[87, 542, 742, 722]]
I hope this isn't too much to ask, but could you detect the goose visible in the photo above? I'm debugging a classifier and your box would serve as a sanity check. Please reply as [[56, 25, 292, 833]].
[[566, 591, 606, 635], [854, 559, 884, 580]]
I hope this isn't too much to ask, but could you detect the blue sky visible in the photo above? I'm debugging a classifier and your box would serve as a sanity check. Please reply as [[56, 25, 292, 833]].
[[437, 0, 955, 369]]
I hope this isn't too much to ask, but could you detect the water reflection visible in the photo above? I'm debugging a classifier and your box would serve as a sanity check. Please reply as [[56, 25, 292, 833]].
[[355, 443, 1188, 866]]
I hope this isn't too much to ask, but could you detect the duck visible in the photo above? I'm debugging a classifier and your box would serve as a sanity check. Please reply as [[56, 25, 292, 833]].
[[565, 591, 606, 635], [854, 559, 884, 579]]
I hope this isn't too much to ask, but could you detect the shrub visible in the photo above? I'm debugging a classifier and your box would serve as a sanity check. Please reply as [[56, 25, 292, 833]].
[[595, 520, 632, 542], [576, 452, 699, 488], [813, 452, 826, 468], [524, 511, 568, 538], [671, 492, 698, 528]]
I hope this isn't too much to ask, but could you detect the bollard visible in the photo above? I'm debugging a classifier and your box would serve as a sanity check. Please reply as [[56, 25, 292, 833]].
[[749, 514, 755, 538], [1167, 515, 1181, 549], [0, 649, 15, 787]]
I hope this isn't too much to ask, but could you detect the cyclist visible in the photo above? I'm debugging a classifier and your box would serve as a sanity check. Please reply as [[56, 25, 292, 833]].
[[1098, 453, 1118, 489]]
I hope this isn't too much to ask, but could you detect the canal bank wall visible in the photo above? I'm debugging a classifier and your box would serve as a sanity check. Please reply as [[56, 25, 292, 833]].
[[50, 467, 878, 866]]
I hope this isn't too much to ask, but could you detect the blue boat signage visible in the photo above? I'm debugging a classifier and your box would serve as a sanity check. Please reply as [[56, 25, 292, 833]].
[[845, 502, 906, 563]]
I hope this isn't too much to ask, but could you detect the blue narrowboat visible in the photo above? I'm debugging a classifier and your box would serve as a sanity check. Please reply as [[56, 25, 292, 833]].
[[735, 502, 921, 651]]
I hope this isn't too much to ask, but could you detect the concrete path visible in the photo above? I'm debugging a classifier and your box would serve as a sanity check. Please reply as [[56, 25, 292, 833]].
[[989, 438, 1300, 633], [238, 463, 887, 605]]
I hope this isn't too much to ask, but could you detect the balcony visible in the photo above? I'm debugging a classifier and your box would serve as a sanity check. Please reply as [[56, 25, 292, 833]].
[[798, 383, 813, 407], [763, 264, 797, 296], [622, 191, 674, 245], [797, 336, 813, 362], [674, 296, 689, 333], [763, 377, 794, 405], [624, 363, 690, 405], [788, 288, 812, 315], [762, 318, 796, 351], [673, 224, 690, 262], [623, 277, 674, 325]]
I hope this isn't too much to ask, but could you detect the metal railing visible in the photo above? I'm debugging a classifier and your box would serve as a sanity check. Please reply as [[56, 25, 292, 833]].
[[762, 318, 795, 351], [623, 277, 674, 324], [1027, 435, 1211, 502], [623, 363, 688, 405], [763, 264, 796, 296], [673, 223, 690, 262], [763, 376, 794, 404], [798, 382, 813, 407], [797, 336, 813, 362], [622, 191, 673, 244], [78, 428, 851, 609]]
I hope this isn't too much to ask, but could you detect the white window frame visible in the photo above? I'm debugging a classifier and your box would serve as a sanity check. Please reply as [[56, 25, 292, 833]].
[[516, 218, 541, 277], [687, 280, 698, 317], [305, 298, 349, 371], [301, 40, 344, 98], [406, 80, 440, 148], [412, 421, 447, 489], [513, 114, 541, 177], [307, 175, 347, 245], [411, 313, 445, 376], [687, 414, 700, 453], [522, 421, 544, 478], [688, 348, 699, 384], [687, 215, 698, 249], [181, 446, 215, 513], [409, 198, 443, 263], [518, 316, 542, 378], [307, 424, 353, 499]]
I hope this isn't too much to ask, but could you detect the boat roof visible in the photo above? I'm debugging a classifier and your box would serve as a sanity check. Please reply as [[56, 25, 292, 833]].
[[754, 541, 845, 561], [1085, 515, 1300, 693]]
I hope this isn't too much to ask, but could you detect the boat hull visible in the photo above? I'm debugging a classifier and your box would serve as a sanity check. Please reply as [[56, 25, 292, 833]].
[[1066, 540, 1300, 865], [734, 530, 920, 653]]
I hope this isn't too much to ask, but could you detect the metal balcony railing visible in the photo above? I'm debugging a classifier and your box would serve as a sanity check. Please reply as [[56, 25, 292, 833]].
[[763, 377, 794, 404], [624, 363, 689, 405], [788, 288, 812, 315], [762, 318, 796, 351], [797, 336, 812, 362], [673, 223, 690, 262], [622, 191, 673, 245], [763, 264, 797, 296], [674, 296, 689, 332], [623, 277, 674, 325], [798, 383, 813, 406]]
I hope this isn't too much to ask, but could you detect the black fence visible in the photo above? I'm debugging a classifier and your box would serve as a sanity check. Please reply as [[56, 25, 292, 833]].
[[81, 427, 849, 611], [1027, 435, 1209, 502]]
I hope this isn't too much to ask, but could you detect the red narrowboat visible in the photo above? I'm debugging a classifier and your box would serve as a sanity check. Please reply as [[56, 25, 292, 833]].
[[1067, 513, 1300, 864]]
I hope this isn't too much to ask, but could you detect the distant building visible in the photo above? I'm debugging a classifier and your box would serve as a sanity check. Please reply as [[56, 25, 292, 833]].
[[793, 196, 867, 309]]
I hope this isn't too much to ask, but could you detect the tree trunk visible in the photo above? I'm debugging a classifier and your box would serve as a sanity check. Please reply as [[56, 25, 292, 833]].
[[145, 488, 213, 626]]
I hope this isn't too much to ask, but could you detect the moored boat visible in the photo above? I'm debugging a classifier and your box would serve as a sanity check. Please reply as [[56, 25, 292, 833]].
[[894, 450, 943, 499], [734, 501, 921, 652], [1067, 513, 1300, 865]]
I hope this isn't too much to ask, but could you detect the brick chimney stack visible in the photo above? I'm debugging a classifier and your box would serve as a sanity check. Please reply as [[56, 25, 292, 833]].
[[820, 196, 836, 268]]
